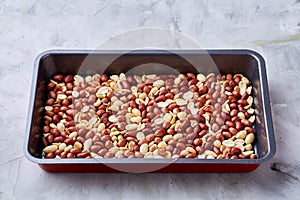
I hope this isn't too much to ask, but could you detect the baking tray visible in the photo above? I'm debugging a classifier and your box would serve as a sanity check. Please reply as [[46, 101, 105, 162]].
[[24, 49, 276, 173]]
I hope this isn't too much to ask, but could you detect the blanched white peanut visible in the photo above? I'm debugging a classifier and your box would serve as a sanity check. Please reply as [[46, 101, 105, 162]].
[[57, 123, 65, 133], [245, 133, 255, 144], [43, 145, 58, 153], [174, 77, 181, 85], [175, 99, 187, 106], [162, 135, 173, 142], [163, 113, 172, 123], [108, 115, 118, 123], [154, 118, 164, 125], [242, 150, 254, 157], [74, 141, 82, 149], [84, 139, 93, 150], [130, 116, 142, 123], [197, 74, 206, 82], [213, 140, 222, 148], [57, 94, 67, 100], [177, 112, 186, 120], [186, 147, 196, 154], [222, 140, 235, 147], [153, 80, 164, 88], [64, 145, 73, 153], [183, 91, 194, 100], [140, 143, 149, 155], [59, 143, 67, 151], [125, 124, 138, 131], [236, 130, 247, 139], [132, 108, 141, 117], [136, 132, 145, 140], [173, 133, 183, 140], [158, 141, 167, 149]]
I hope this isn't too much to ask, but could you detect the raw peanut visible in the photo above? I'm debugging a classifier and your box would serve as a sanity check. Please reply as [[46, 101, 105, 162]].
[[70, 147, 81, 154], [229, 127, 237, 135], [163, 122, 171, 129], [225, 121, 235, 127], [90, 145, 102, 153], [155, 95, 165, 103], [53, 75, 64, 82], [117, 139, 126, 147], [193, 138, 202, 146], [176, 142, 185, 150], [145, 134, 155, 142], [241, 119, 251, 127], [67, 152, 75, 158], [213, 147, 221, 155], [154, 137, 162, 144], [235, 121, 243, 131], [230, 147, 241, 155], [47, 134, 54, 143], [77, 152, 90, 158], [195, 146, 205, 155], [204, 141, 213, 150], [211, 123, 219, 132], [45, 152, 55, 158]]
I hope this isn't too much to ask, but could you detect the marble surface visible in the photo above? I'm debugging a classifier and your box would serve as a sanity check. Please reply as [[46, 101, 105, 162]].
[[1, 0, 300, 199]]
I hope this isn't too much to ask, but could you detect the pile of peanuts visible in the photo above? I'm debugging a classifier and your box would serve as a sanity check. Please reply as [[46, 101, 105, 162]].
[[42, 72, 257, 159]]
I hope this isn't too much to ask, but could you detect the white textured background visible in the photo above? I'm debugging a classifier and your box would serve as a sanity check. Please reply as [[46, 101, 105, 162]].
[[0, 0, 300, 199]]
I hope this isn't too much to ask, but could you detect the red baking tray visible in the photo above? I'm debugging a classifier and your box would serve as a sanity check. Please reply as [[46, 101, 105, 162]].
[[24, 49, 275, 172]]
